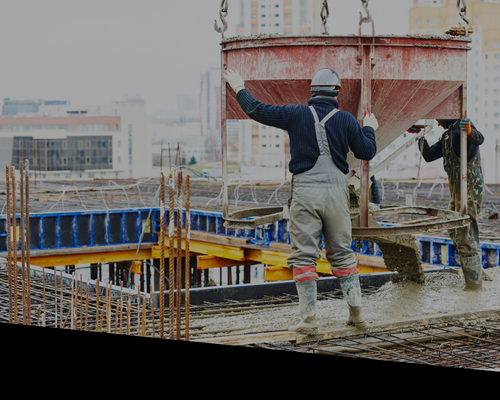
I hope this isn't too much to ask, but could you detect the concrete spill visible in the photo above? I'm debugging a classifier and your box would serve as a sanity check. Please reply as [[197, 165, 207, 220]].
[[195, 268, 500, 338]]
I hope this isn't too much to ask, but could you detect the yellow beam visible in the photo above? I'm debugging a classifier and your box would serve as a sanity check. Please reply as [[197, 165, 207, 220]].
[[152, 240, 245, 261], [197, 255, 248, 270], [29, 248, 153, 268]]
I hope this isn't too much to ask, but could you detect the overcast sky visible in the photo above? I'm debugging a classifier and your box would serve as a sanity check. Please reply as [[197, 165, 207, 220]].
[[0, 0, 414, 115]]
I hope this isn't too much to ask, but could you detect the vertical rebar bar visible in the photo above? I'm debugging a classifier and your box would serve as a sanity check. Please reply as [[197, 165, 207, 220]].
[[169, 173, 175, 339], [160, 173, 165, 339], [176, 170, 182, 340], [85, 278, 89, 331], [42, 267, 46, 324], [137, 285, 141, 335], [127, 295, 131, 336], [25, 158, 31, 324], [19, 160, 25, 325], [11, 166, 17, 324], [119, 281, 123, 335], [25, 159, 31, 325], [60, 270, 63, 327], [150, 284, 155, 338], [6, 166, 12, 324], [71, 273, 75, 330], [54, 268, 57, 328], [95, 278, 100, 331], [185, 174, 190, 341]]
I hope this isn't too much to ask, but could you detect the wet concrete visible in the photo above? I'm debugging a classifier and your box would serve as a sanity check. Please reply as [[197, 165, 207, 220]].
[[193, 268, 500, 339], [369, 235, 426, 284]]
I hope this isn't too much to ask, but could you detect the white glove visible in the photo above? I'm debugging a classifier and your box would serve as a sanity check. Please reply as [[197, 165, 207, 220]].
[[363, 113, 379, 131], [224, 69, 245, 93]]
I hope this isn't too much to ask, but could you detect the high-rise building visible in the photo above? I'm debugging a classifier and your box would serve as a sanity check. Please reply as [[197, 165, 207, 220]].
[[409, 0, 500, 183], [200, 67, 221, 162], [236, 0, 325, 36], [231, 0, 323, 170], [0, 97, 152, 180]]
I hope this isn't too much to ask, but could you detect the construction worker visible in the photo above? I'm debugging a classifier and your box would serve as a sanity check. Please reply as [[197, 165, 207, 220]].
[[224, 68, 378, 334], [413, 118, 485, 290]]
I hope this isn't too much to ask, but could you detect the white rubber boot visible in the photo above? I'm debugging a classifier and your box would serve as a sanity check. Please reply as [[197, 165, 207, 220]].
[[338, 273, 367, 329], [288, 279, 319, 335]]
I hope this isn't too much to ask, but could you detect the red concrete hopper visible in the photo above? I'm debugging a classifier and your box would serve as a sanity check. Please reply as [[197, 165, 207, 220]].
[[221, 34, 471, 169]]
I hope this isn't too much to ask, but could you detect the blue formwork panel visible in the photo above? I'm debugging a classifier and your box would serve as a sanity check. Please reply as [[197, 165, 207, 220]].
[[1, 207, 500, 270]]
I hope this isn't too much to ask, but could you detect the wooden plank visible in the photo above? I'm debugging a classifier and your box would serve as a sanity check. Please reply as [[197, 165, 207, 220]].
[[193, 331, 296, 345]]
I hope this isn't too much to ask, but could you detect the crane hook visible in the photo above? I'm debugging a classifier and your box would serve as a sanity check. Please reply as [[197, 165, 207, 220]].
[[359, 0, 372, 24], [214, 0, 229, 36], [457, 0, 471, 36]]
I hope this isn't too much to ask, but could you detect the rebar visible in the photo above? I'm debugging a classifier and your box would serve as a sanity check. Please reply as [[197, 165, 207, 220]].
[[19, 160, 26, 325], [25, 159, 31, 325], [159, 173, 165, 339], [169, 173, 175, 339], [11, 166, 17, 324], [6, 166, 12, 324], [176, 170, 182, 339], [185, 175, 190, 341]]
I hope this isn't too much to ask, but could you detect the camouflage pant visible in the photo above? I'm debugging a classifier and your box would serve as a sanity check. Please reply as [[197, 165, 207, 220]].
[[444, 142, 484, 259]]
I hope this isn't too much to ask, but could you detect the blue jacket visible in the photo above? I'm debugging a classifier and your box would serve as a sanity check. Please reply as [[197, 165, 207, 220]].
[[236, 89, 377, 175]]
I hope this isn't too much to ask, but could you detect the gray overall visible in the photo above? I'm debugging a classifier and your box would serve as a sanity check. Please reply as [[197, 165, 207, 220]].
[[287, 106, 358, 276]]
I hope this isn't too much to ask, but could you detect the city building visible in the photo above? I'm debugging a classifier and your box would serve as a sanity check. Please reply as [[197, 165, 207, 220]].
[[408, 0, 500, 183], [0, 97, 152, 180], [200, 66, 221, 162], [235, 0, 325, 36], [229, 0, 323, 172]]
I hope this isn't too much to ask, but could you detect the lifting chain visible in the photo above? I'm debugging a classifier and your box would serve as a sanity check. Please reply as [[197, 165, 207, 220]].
[[320, 0, 329, 35], [457, 0, 471, 35], [214, 0, 229, 37], [360, 0, 372, 24]]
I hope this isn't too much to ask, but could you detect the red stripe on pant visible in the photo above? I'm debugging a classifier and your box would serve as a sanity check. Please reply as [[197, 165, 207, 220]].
[[293, 266, 319, 282], [332, 265, 359, 277]]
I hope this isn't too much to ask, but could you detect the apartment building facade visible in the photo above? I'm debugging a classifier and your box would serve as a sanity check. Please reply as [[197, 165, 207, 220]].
[[408, 0, 500, 183], [0, 98, 152, 180]]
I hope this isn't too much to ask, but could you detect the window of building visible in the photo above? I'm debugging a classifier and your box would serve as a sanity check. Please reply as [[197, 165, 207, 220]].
[[415, 20, 420, 26], [495, 124, 500, 131], [495, 54, 500, 60], [494, 42, 500, 49], [275, 23, 279, 26], [427, 19, 435, 25], [441, 19, 446, 25]]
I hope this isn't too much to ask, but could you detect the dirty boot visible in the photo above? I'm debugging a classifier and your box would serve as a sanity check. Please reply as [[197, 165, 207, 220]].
[[288, 279, 318, 335], [460, 255, 483, 291], [339, 273, 367, 328]]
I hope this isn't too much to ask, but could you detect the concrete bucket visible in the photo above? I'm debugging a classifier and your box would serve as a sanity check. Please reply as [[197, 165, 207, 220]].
[[220, 33, 471, 236], [218, 32, 475, 284]]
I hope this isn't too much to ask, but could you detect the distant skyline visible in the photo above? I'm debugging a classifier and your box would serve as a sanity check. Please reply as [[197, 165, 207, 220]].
[[0, 0, 413, 115]]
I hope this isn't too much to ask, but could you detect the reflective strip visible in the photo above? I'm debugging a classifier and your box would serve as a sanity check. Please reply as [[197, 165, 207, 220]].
[[293, 266, 319, 282], [332, 265, 359, 277]]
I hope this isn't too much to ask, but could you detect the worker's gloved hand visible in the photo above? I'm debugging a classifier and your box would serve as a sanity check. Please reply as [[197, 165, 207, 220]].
[[363, 113, 378, 131], [460, 118, 472, 135], [223, 69, 245, 93], [407, 126, 421, 134]]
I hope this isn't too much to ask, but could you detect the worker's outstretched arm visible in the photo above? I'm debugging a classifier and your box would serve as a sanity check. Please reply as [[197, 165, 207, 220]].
[[347, 113, 377, 160], [225, 69, 292, 131], [418, 137, 443, 162]]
